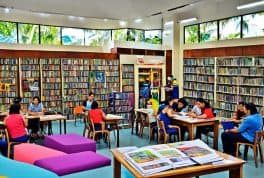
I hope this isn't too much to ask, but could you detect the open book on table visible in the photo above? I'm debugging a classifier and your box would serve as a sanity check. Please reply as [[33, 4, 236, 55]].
[[123, 139, 223, 175]]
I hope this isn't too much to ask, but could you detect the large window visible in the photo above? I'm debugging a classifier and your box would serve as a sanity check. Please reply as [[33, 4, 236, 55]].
[[144, 30, 162, 44], [18, 23, 39, 44], [40, 25, 61, 45], [85, 30, 111, 46], [127, 29, 144, 42], [112, 29, 128, 41], [184, 25, 199, 44], [0, 21, 17, 43], [200, 21, 218, 42], [62, 27, 85, 45], [243, 12, 264, 38], [219, 16, 241, 40]]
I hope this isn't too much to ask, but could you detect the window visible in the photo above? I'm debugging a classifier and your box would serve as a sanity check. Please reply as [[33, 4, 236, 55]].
[[62, 27, 85, 45], [184, 25, 198, 44], [40, 25, 61, 45], [85, 30, 111, 46], [112, 29, 128, 41], [144, 30, 162, 44], [18, 23, 39, 44], [0, 21, 17, 43], [243, 11, 264, 38], [200, 21, 218, 42], [127, 29, 144, 42], [219, 16, 241, 40]]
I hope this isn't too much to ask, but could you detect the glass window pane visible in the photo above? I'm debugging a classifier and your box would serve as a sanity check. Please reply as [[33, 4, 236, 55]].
[[184, 25, 198, 44], [144, 30, 162, 44], [18, 23, 39, 44], [0, 21, 17, 43], [40, 25, 61, 45], [112, 29, 128, 41], [219, 16, 241, 40], [200, 21, 217, 42], [127, 29, 144, 42], [85, 30, 111, 46], [62, 27, 84, 45], [243, 12, 264, 38]]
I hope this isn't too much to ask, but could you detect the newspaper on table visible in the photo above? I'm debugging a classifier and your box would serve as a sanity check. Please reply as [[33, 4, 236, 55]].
[[123, 139, 223, 175]]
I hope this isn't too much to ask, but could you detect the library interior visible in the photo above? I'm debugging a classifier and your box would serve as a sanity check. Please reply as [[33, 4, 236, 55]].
[[0, 0, 264, 178]]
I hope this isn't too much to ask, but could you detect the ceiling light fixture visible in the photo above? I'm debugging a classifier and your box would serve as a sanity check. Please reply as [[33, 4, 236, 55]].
[[134, 18, 143, 23], [4, 8, 10, 13], [119, 20, 127, 27], [237, 0, 264, 10], [179, 17, 197, 24], [164, 21, 174, 26]]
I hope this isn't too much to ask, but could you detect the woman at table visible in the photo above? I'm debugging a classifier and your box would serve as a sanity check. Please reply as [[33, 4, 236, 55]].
[[4, 103, 28, 142], [82, 92, 95, 112], [88, 101, 107, 131], [174, 98, 189, 140], [28, 96, 45, 137], [187, 98, 215, 139], [221, 103, 263, 156], [230, 101, 246, 126]]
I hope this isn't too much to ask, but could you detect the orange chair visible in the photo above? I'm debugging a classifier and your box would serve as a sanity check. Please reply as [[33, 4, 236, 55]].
[[73, 106, 84, 126]]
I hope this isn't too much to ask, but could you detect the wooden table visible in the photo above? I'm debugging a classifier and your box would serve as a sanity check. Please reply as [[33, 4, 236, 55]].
[[111, 149, 245, 178], [26, 115, 66, 134], [172, 115, 219, 149], [105, 114, 126, 147]]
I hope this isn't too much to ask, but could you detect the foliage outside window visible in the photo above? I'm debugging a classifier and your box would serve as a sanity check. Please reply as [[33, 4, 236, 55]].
[[219, 16, 241, 40], [112, 29, 128, 41], [184, 25, 198, 44], [127, 29, 144, 42], [200, 21, 218, 42], [40, 25, 61, 45], [18, 23, 39, 44], [85, 30, 111, 46], [0, 21, 17, 43], [243, 12, 264, 38], [62, 27, 85, 45], [144, 30, 162, 44]]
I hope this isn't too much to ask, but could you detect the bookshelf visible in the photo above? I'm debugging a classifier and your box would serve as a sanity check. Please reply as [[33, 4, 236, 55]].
[[41, 58, 62, 112], [122, 64, 134, 93], [183, 58, 215, 107], [0, 58, 18, 111], [62, 58, 90, 119], [90, 59, 120, 112], [20, 58, 41, 110]]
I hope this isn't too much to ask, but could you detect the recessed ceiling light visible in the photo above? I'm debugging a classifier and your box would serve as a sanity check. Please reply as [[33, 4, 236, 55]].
[[4, 8, 10, 13], [104, 19, 108, 22], [179, 17, 197, 24], [237, 0, 264, 10], [134, 18, 143, 23], [119, 20, 127, 27], [164, 21, 174, 26]]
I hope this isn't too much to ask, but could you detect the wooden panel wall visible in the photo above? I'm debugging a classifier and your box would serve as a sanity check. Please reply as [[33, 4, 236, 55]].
[[165, 50, 172, 77], [183, 44, 264, 58], [112, 47, 164, 56]]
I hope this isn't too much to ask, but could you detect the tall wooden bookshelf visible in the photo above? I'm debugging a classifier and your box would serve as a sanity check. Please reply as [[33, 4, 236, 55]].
[[0, 58, 18, 111], [62, 58, 90, 119], [41, 58, 62, 112], [20, 58, 41, 110], [183, 58, 215, 107]]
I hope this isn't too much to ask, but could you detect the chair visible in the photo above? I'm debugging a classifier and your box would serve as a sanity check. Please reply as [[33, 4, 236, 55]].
[[4, 128, 23, 158], [157, 119, 181, 144], [73, 106, 84, 126], [138, 112, 157, 143], [83, 114, 111, 148], [236, 130, 264, 168]]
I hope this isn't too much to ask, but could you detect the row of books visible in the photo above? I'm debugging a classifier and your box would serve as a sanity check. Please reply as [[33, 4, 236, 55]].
[[217, 57, 254, 66], [214, 101, 236, 111], [0, 65, 17, 71], [239, 87, 264, 96], [43, 71, 61, 77], [21, 71, 40, 78], [216, 85, 238, 94], [21, 65, 40, 70], [90, 66, 119, 70], [106, 77, 119, 83], [90, 59, 119, 66], [120, 139, 223, 175], [123, 86, 134, 92], [62, 58, 90, 65], [106, 71, 119, 76], [0, 58, 17, 65], [64, 77, 90, 82], [64, 71, 90, 77], [237, 96, 263, 106], [41, 58, 60, 65], [184, 75, 214, 83], [0, 71, 17, 78], [122, 79, 134, 85], [122, 73, 134, 78], [217, 67, 264, 76], [183, 90, 214, 100], [21, 58, 39, 64], [42, 84, 61, 90], [64, 83, 89, 89], [63, 66, 90, 71], [216, 94, 237, 104], [184, 58, 215, 66], [184, 82, 214, 91], [42, 95, 62, 101]]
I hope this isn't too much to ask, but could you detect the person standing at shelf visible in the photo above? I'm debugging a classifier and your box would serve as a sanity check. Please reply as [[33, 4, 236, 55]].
[[165, 75, 179, 99], [221, 103, 263, 156], [187, 98, 215, 139], [82, 92, 95, 112], [27, 96, 45, 138], [230, 101, 246, 126]]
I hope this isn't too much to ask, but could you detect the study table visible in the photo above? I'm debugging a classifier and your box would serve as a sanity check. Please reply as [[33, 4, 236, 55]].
[[111, 149, 245, 178], [172, 115, 219, 150]]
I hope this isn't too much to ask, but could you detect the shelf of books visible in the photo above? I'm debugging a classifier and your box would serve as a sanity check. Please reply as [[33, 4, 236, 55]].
[[90, 59, 120, 112], [183, 58, 215, 107], [62, 58, 90, 119], [20, 58, 41, 110], [0, 58, 18, 112], [41, 58, 62, 113]]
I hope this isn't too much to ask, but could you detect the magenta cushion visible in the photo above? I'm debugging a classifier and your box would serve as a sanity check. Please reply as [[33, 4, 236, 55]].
[[44, 134, 96, 153], [34, 151, 111, 176]]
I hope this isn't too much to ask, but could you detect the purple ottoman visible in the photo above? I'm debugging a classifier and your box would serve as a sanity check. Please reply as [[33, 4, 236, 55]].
[[34, 151, 111, 176], [44, 134, 96, 153]]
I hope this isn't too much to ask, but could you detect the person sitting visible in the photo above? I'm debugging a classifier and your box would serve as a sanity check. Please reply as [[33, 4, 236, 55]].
[[188, 98, 202, 116], [175, 98, 189, 113], [82, 92, 95, 112], [4, 103, 28, 142], [187, 98, 215, 139], [230, 101, 246, 126], [221, 103, 263, 156], [88, 101, 107, 131]]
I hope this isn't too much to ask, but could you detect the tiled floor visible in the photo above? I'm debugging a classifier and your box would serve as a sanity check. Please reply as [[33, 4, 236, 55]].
[[51, 120, 264, 178]]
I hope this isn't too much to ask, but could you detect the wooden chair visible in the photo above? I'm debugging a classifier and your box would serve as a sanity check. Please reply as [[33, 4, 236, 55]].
[[236, 130, 264, 168], [138, 112, 157, 143], [4, 128, 24, 158], [157, 119, 181, 144], [73, 106, 84, 126]]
